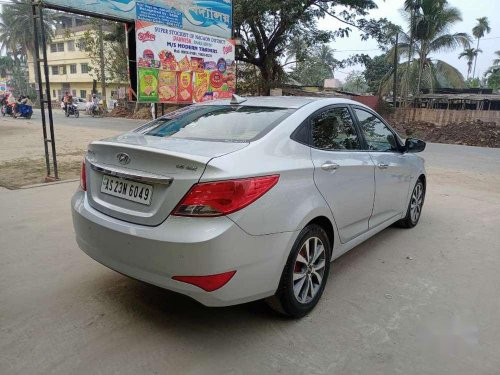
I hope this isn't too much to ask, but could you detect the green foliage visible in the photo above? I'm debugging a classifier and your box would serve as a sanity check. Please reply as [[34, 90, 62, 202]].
[[288, 45, 337, 86], [234, 0, 391, 94], [0, 0, 54, 62], [380, 0, 469, 95], [472, 17, 491, 40], [485, 51, 500, 91], [363, 54, 392, 94], [471, 17, 490, 79], [487, 69, 500, 91], [343, 71, 368, 93], [458, 48, 480, 79], [79, 20, 128, 83]]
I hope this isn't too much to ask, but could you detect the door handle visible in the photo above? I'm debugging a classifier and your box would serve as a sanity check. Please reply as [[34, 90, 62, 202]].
[[321, 162, 339, 171], [378, 163, 389, 169]]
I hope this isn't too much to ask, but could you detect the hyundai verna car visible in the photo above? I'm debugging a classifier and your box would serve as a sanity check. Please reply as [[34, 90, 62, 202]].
[[72, 95, 426, 318]]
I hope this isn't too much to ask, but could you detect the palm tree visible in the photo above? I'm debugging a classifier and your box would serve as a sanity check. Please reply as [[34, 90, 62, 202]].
[[0, 56, 14, 79], [471, 17, 491, 79], [0, 0, 54, 63], [317, 44, 337, 76], [458, 48, 481, 79], [383, 0, 470, 95], [493, 50, 500, 66]]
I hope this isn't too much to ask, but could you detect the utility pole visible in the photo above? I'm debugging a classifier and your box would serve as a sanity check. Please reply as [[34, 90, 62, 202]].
[[98, 20, 107, 110], [393, 32, 399, 109]]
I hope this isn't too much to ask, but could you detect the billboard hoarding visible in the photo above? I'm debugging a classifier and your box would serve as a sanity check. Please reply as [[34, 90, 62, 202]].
[[136, 21, 235, 104], [43, 0, 232, 38], [42, 0, 136, 22]]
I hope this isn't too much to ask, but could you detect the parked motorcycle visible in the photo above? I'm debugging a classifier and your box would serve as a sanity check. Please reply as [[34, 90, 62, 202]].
[[65, 103, 80, 118]]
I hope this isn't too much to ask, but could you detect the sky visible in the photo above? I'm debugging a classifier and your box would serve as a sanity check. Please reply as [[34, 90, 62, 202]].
[[317, 0, 500, 82]]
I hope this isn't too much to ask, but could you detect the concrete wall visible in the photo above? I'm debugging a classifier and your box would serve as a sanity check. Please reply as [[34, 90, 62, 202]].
[[388, 108, 500, 125]]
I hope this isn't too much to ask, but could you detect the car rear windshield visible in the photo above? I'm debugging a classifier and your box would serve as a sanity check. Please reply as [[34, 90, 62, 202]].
[[138, 105, 295, 142]]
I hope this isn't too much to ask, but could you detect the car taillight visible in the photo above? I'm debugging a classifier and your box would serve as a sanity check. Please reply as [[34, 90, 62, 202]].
[[172, 271, 236, 292], [80, 160, 87, 191], [172, 175, 280, 217]]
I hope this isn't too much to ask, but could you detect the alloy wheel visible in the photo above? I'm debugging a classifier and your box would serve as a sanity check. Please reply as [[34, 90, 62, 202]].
[[410, 182, 424, 223], [293, 236, 326, 304]]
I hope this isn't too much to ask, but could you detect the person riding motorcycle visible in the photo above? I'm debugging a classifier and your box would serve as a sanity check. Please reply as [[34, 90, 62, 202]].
[[91, 94, 99, 110], [7, 93, 16, 115], [15, 95, 33, 119], [63, 92, 73, 115]]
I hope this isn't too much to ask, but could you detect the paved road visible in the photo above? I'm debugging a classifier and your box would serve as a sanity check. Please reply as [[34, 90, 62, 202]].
[[1, 141, 500, 374], [34, 108, 145, 132]]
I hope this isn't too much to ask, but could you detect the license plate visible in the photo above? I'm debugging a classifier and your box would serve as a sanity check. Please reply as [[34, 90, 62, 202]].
[[100, 175, 153, 206]]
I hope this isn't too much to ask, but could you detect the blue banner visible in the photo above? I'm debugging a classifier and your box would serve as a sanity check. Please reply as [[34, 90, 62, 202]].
[[44, 0, 233, 38], [136, 3, 183, 29]]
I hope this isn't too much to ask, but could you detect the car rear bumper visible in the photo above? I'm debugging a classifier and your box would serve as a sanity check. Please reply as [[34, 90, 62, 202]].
[[71, 191, 297, 307]]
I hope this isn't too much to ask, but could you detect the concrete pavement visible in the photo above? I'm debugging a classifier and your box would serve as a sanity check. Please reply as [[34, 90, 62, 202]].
[[1, 144, 500, 375]]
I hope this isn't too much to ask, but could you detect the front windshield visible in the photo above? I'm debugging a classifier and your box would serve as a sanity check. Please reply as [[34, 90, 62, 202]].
[[137, 105, 295, 142]]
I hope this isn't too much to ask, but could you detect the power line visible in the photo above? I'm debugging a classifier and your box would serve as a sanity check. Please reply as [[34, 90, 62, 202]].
[[333, 48, 380, 53]]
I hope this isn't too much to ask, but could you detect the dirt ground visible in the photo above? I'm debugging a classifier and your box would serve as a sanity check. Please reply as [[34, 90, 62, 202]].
[[0, 113, 141, 189], [391, 119, 500, 148]]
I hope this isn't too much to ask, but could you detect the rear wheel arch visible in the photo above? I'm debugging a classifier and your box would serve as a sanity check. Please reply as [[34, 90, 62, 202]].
[[418, 174, 426, 190], [306, 216, 334, 252]]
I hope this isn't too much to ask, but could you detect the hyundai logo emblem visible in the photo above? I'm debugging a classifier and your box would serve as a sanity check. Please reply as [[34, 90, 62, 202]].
[[117, 153, 131, 165]]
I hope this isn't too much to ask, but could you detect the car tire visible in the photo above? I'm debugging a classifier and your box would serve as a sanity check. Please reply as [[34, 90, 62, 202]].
[[267, 224, 331, 318], [396, 179, 425, 228]]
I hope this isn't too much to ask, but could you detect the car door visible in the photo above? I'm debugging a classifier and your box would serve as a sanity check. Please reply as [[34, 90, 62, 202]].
[[352, 106, 412, 228], [309, 106, 376, 243]]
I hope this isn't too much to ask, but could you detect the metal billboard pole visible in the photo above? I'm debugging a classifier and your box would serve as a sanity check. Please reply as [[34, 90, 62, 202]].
[[31, 0, 59, 181]]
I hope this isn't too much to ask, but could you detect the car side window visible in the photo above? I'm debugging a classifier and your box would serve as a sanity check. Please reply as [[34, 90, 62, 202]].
[[311, 107, 360, 150], [354, 108, 399, 152]]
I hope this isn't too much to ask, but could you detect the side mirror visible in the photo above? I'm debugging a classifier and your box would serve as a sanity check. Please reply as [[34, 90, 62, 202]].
[[405, 138, 426, 153]]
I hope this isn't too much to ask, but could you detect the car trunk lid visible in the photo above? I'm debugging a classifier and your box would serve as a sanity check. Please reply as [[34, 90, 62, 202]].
[[86, 133, 248, 226]]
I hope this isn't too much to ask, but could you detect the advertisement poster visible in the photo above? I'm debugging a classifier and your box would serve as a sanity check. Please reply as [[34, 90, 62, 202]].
[[158, 71, 178, 102], [137, 67, 159, 102], [136, 21, 235, 104], [44, 0, 232, 38]]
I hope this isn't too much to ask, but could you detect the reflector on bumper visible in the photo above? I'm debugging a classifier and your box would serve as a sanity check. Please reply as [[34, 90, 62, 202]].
[[172, 271, 237, 292]]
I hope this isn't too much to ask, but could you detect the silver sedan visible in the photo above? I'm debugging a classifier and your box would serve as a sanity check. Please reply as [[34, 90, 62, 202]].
[[72, 96, 426, 318]]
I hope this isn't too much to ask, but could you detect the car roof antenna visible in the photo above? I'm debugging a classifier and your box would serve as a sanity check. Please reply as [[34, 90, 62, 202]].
[[230, 94, 247, 105]]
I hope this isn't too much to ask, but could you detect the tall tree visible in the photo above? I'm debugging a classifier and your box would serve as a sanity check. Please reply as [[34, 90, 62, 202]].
[[458, 48, 480, 80], [234, 0, 390, 94], [382, 0, 470, 95], [343, 71, 368, 93], [80, 20, 128, 84], [471, 17, 491, 79], [289, 44, 337, 86], [485, 51, 500, 91], [0, 0, 54, 63], [363, 54, 392, 94]]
